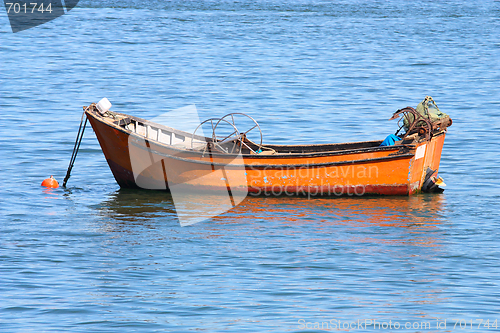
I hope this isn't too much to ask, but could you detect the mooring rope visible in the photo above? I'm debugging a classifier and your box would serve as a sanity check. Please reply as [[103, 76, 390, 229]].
[[63, 108, 88, 187]]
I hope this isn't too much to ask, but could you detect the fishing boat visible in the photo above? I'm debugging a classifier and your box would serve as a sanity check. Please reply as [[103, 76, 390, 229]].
[[83, 97, 452, 196]]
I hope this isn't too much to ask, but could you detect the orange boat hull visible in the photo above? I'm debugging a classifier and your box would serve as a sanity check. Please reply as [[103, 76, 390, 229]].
[[86, 109, 447, 196]]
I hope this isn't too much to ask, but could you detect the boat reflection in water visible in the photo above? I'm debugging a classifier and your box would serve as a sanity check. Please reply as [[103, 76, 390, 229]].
[[224, 194, 446, 249], [98, 189, 446, 244]]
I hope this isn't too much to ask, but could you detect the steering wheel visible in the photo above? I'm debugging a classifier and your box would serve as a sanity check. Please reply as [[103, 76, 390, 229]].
[[214, 113, 263, 154], [390, 107, 434, 141], [191, 118, 242, 154]]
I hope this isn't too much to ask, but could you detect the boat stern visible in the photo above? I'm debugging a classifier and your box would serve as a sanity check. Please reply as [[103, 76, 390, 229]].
[[408, 131, 447, 195]]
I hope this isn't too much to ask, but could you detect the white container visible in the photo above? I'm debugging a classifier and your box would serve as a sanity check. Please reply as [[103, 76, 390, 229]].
[[96, 98, 112, 115]]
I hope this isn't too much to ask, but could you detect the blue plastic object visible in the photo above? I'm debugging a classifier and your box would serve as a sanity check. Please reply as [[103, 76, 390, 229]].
[[380, 134, 401, 147]]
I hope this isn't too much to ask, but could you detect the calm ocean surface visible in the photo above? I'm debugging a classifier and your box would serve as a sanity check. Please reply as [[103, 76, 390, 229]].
[[1, 1, 500, 332]]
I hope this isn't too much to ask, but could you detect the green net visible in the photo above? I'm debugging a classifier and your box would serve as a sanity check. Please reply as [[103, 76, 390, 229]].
[[403, 96, 449, 130]]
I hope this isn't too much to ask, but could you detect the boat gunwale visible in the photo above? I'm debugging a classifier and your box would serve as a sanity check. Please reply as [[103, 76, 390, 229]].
[[127, 138, 416, 169], [86, 108, 445, 161]]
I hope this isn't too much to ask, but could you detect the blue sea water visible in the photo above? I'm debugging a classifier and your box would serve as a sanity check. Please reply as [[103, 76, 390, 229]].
[[1, 1, 500, 332]]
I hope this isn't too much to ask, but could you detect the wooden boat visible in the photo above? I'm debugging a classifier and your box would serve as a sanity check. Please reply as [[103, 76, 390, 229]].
[[84, 99, 452, 196]]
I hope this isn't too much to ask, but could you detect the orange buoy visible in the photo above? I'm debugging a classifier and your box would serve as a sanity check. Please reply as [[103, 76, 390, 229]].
[[41, 175, 59, 189]]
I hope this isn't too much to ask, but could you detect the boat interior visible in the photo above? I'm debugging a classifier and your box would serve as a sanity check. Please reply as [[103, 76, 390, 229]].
[[88, 104, 447, 157]]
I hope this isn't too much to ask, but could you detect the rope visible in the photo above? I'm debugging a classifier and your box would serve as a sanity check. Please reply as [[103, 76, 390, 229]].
[[63, 109, 88, 187]]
